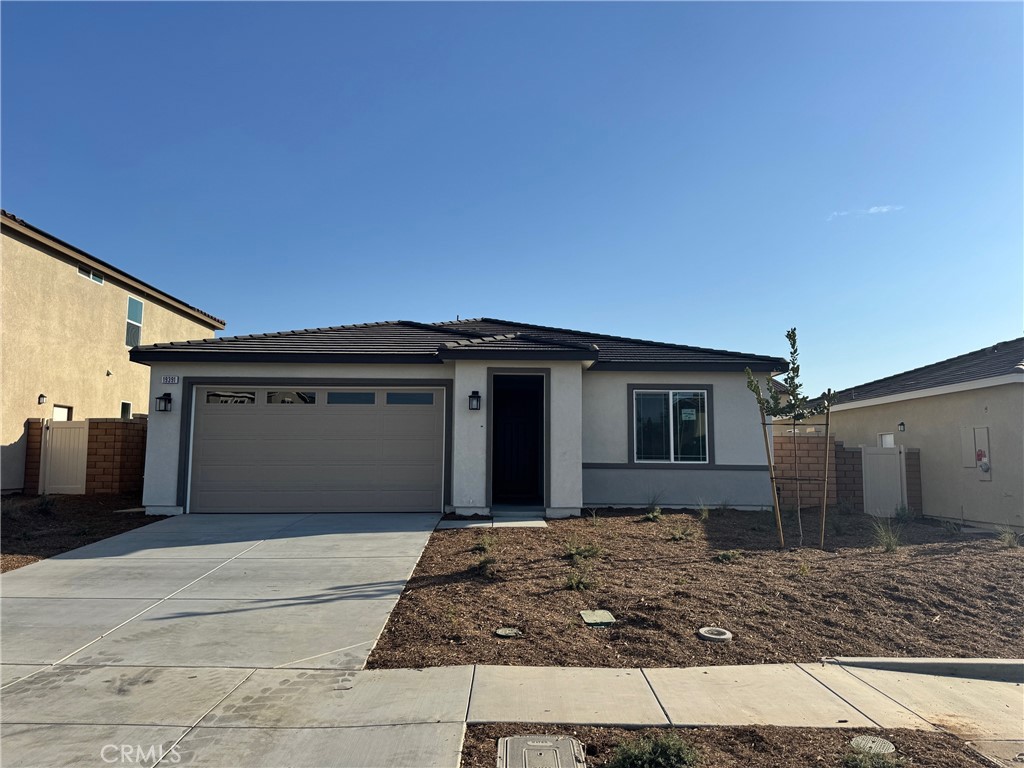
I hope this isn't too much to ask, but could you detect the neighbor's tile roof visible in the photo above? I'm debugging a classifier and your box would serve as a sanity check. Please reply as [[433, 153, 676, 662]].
[[130, 317, 786, 371], [833, 337, 1024, 405]]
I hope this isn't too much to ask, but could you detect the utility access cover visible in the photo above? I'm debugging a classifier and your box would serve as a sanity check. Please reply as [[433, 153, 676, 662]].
[[497, 735, 587, 768], [850, 735, 896, 754], [580, 610, 615, 627]]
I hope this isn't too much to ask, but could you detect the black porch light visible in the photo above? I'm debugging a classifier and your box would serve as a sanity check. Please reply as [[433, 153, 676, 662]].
[[155, 392, 173, 412], [468, 390, 482, 411], [37, 394, 47, 405], [897, 421, 905, 432]]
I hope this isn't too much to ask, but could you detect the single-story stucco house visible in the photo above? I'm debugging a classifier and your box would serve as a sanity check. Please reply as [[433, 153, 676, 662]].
[[830, 337, 1024, 531], [130, 318, 786, 517]]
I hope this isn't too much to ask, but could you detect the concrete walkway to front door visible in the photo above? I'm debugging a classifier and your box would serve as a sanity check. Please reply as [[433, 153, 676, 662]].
[[0, 513, 456, 767]]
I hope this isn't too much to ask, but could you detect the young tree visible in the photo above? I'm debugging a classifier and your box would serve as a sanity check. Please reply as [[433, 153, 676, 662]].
[[747, 328, 834, 547]]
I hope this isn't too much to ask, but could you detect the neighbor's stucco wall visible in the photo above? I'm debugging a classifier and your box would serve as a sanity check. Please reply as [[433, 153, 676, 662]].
[[830, 382, 1024, 530], [582, 370, 767, 465], [0, 230, 218, 492]]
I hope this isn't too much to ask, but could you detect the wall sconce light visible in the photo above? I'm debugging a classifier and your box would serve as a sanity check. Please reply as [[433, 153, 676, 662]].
[[38, 394, 47, 405], [897, 421, 905, 432], [155, 393, 173, 412], [468, 390, 482, 411]]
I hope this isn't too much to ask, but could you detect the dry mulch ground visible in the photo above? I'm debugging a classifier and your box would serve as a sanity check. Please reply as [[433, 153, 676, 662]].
[[1, 493, 166, 572], [367, 507, 1022, 669], [462, 724, 994, 768]]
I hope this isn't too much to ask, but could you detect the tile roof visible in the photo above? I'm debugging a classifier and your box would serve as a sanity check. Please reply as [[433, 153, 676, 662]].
[[131, 317, 785, 371], [833, 337, 1024, 405], [1, 209, 225, 329]]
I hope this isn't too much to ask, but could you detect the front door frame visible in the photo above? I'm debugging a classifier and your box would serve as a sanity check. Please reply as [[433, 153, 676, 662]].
[[486, 367, 550, 509]]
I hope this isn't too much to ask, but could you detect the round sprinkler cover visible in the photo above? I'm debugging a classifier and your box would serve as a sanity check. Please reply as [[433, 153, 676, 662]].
[[495, 627, 523, 638], [697, 626, 733, 643], [850, 735, 896, 754]]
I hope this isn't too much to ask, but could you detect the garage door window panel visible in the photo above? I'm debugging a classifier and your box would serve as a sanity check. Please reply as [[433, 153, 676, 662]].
[[327, 392, 376, 405], [386, 392, 434, 405], [206, 391, 256, 405], [266, 391, 317, 405]]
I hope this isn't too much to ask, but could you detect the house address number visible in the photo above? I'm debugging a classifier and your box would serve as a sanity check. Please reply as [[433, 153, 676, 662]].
[[161, 375, 180, 384]]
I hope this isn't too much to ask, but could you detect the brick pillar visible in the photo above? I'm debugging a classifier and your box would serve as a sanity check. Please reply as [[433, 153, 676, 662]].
[[772, 434, 836, 510], [22, 419, 44, 495], [905, 448, 923, 514], [834, 441, 864, 511], [85, 418, 148, 495]]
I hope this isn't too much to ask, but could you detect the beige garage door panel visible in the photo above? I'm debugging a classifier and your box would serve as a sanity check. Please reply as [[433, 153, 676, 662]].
[[190, 387, 444, 514]]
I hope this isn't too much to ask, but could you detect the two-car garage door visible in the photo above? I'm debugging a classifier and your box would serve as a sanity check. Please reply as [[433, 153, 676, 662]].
[[189, 386, 444, 514]]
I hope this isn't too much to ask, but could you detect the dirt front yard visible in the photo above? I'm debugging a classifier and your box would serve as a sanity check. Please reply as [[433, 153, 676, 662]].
[[367, 507, 1022, 669], [1, 493, 165, 572], [462, 724, 992, 768]]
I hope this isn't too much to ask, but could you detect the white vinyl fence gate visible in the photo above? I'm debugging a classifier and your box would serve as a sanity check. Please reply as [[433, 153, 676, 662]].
[[41, 420, 88, 494], [861, 446, 908, 517]]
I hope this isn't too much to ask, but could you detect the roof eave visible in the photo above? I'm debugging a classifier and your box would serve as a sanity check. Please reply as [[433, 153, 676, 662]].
[[129, 350, 444, 365], [589, 360, 785, 373]]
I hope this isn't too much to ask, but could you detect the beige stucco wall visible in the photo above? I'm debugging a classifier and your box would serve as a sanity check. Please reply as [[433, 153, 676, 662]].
[[830, 382, 1024, 530], [1, 230, 219, 491], [582, 370, 767, 465]]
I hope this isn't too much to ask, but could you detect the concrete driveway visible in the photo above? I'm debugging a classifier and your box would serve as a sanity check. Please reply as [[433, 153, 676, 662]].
[[1, 512, 464, 767]]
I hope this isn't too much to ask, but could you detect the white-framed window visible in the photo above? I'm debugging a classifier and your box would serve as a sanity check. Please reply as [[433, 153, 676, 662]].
[[634, 389, 708, 463], [120, 402, 132, 420], [878, 432, 895, 448], [78, 265, 104, 284], [125, 296, 143, 347]]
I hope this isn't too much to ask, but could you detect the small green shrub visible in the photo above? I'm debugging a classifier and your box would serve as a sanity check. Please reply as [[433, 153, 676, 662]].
[[586, 507, 602, 526], [697, 498, 710, 521], [794, 559, 810, 578], [668, 524, 695, 542], [643, 507, 663, 522], [471, 534, 496, 554], [841, 751, 904, 768], [871, 517, 903, 553], [564, 565, 595, 591], [997, 527, 1021, 549], [475, 556, 499, 580], [713, 549, 743, 564], [607, 733, 699, 768], [894, 503, 915, 522], [941, 519, 963, 536], [564, 538, 602, 562]]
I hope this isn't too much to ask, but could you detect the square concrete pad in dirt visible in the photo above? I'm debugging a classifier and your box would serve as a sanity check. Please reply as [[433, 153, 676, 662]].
[[838, 666, 1024, 740], [469, 666, 668, 725], [200, 666, 474, 728], [0, 724, 187, 768], [62, 597, 397, 669], [169, 557, 419, 601], [174, 723, 464, 768], [1, 665, 253, 726], [644, 664, 876, 727], [0, 598, 155, 664], [797, 663, 935, 730], [0, 558, 219, 599], [967, 740, 1024, 767]]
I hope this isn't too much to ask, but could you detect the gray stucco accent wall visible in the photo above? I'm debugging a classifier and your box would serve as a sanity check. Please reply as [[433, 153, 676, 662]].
[[582, 467, 774, 509]]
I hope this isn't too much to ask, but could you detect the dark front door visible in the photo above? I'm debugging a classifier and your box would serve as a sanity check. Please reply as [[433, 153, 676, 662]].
[[491, 374, 544, 506]]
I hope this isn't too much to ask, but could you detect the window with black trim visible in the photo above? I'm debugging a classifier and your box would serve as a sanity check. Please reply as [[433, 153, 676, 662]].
[[126, 297, 143, 347], [634, 390, 708, 463]]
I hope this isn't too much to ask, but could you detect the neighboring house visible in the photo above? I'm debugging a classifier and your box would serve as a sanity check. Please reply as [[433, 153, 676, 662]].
[[130, 318, 786, 516], [829, 338, 1024, 531], [1, 211, 226, 492]]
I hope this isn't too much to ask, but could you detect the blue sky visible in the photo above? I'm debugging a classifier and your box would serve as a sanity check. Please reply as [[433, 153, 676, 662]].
[[3, 2, 1021, 395]]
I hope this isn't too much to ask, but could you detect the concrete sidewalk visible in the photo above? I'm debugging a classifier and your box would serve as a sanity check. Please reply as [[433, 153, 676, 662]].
[[2, 658, 1020, 767]]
